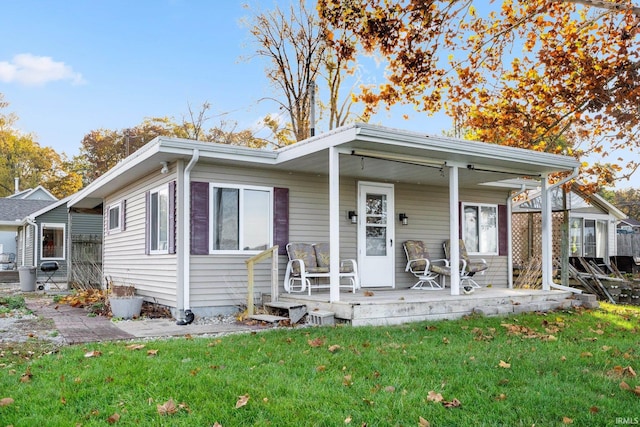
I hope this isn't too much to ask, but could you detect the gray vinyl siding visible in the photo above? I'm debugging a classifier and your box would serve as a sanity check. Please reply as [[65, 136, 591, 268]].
[[102, 168, 178, 307], [71, 211, 102, 235], [100, 160, 514, 312]]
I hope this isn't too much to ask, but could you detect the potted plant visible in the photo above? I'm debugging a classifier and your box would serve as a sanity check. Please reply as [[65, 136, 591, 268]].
[[108, 283, 144, 319]]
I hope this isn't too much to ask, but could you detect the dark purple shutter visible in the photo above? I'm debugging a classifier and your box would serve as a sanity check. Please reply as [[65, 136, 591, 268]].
[[168, 181, 176, 254], [458, 202, 462, 239], [190, 181, 209, 255], [121, 200, 126, 232], [498, 204, 508, 256], [144, 191, 150, 255], [273, 187, 289, 255]]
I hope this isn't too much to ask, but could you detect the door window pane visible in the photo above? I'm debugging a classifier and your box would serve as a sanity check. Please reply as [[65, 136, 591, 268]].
[[150, 187, 169, 252], [570, 218, 583, 256], [365, 193, 387, 256]]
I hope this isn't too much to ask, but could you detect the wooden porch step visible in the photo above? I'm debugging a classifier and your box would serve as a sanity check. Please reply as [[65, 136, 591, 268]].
[[264, 301, 307, 324], [249, 314, 289, 324]]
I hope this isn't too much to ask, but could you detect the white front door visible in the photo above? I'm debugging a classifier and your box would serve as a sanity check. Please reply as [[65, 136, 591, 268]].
[[358, 182, 395, 288]]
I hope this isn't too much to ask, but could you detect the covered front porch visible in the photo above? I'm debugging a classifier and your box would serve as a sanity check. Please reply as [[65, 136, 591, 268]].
[[270, 286, 582, 326]]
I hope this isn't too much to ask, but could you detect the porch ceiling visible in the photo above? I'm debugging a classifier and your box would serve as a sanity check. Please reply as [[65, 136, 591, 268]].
[[274, 146, 540, 189]]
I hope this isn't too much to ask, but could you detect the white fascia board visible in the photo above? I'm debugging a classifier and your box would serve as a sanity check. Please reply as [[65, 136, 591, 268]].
[[158, 138, 278, 164], [69, 138, 163, 208], [275, 125, 358, 164]]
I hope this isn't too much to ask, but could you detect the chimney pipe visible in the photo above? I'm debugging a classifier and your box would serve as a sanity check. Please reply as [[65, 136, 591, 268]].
[[14, 177, 19, 194]]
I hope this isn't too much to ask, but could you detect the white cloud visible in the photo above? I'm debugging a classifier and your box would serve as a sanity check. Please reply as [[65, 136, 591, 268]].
[[0, 53, 85, 86]]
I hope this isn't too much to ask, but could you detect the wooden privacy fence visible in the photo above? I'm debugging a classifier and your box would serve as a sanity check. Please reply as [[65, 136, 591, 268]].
[[617, 234, 640, 257], [69, 234, 102, 289]]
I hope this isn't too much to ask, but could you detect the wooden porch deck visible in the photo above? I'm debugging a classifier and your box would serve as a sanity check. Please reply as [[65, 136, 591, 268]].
[[273, 287, 578, 326]]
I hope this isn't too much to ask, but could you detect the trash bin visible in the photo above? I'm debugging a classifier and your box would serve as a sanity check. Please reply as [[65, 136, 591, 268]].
[[18, 266, 37, 292]]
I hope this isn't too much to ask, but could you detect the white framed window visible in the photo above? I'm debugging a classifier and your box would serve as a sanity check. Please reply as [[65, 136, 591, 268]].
[[41, 223, 66, 260], [210, 184, 272, 253], [570, 217, 607, 258], [107, 202, 122, 233], [462, 203, 498, 255], [149, 185, 169, 254]]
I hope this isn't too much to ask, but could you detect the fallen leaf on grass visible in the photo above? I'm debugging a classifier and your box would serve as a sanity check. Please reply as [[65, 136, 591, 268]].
[[20, 367, 32, 383], [620, 381, 640, 396], [426, 391, 443, 403], [107, 413, 120, 424], [384, 386, 396, 393], [442, 337, 450, 344], [344, 415, 352, 423], [125, 344, 145, 351], [84, 350, 102, 358], [443, 398, 461, 408], [147, 349, 158, 357], [563, 416, 573, 424], [328, 344, 341, 353], [157, 399, 178, 415], [590, 406, 599, 413], [343, 375, 353, 386], [580, 352, 593, 358], [495, 393, 507, 401], [498, 360, 511, 369], [308, 338, 324, 347], [0, 397, 14, 407], [235, 394, 250, 409], [419, 416, 431, 427], [316, 365, 326, 372]]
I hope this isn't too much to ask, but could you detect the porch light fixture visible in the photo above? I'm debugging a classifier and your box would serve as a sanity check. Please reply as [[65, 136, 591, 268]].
[[348, 210, 358, 224], [160, 161, 169, 174], [399, 213, 409, 226]]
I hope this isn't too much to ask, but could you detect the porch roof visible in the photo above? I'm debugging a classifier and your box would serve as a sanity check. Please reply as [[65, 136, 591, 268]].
[[69, 123, 580, 209]]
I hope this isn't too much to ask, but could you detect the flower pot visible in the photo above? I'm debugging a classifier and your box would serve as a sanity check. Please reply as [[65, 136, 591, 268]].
[[109, 296, 144, 319]]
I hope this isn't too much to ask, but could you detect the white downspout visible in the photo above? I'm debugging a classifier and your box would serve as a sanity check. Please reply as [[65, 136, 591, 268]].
[[541, 167, 579, 291], [177, 150, 199, 325], [507, 185, 527, 289]]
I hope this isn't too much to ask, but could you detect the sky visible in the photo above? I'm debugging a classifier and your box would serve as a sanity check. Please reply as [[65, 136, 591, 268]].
[[1, 0, 638, 189], [0, 0, 446, 156]]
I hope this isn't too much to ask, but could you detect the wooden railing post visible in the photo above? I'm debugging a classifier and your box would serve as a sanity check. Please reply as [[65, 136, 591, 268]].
[[244, 246, 279, 316]]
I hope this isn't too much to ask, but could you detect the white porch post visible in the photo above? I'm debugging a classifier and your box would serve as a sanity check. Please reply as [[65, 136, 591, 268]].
[[541, 173, 552, 290], [507, 193, 514, 289], [329, 146, 340, 302], [449, 165, 460, 295]]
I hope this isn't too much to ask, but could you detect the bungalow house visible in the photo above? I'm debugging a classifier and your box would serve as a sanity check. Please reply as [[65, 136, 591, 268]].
[[10, 198, 103, 286], [68, 124, 581, 324]]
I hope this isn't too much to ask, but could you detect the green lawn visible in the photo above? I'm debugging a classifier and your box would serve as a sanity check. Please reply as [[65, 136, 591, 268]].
[[1, 303, 639, 426]]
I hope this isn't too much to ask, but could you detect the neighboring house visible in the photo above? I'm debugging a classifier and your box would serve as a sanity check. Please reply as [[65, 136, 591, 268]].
[[0, 199, 56, 270], [14, 198, 103, 285], [0, 185, 58, 261], [68, 123, 580, 321], [7, 185, 57, 201], [512, 184, 626, 264], [617, 217, 640, 234]]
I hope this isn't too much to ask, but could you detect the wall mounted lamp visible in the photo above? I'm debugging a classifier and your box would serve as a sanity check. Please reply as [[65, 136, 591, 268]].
[[348, 211, 358, 224], [399, 213, 409, 226], [160, 161, 169, 174]]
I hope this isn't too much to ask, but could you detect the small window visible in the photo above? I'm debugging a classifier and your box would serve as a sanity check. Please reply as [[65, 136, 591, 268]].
[[108, 202, 121, 232], [210, 184, 272, 252], [41, 223, 65, 260], [149, 186, 169, 254], [570, 217, 607, 258], [462, 203, 498, 255]]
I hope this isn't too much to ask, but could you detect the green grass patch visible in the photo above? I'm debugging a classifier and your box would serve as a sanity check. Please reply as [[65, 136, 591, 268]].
[[0, 295, 27, 314], [1, 305, 639, 426]]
